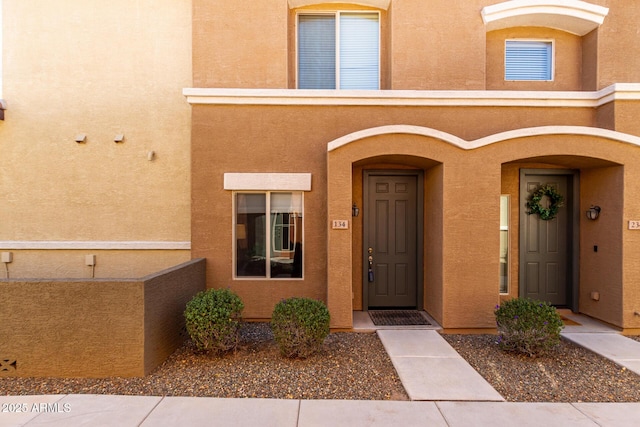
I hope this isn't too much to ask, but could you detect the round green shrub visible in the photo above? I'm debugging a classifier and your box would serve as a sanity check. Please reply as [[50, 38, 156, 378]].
[[271, 297, 330, 358], [184, 288, 244, 354], [494, 298, 564, 357]]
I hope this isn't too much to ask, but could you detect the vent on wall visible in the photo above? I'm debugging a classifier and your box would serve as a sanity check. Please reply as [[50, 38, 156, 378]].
[[0, 358, 17, 375]]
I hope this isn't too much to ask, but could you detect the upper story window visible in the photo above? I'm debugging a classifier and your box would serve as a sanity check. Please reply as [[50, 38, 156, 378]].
[[505, 40, 553, 81], [297, 12, 380, 89]]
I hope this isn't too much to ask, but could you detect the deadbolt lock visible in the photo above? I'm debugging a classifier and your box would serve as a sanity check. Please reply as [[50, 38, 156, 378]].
[[368, 247, 373, 254]]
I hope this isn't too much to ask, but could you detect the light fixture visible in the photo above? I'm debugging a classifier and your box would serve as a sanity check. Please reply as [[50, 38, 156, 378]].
[[586, 205, 601, 220], [147, 151, 155, 161], [352, 203, 360, 217], [75, 133, 86, 143], [114, 134, 125, 143]]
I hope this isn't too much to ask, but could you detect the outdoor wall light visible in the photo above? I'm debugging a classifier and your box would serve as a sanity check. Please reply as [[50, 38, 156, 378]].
[[586, 205, 601, 220], [114, 134, 125, 143], [352, 203, 360, 217], [75, 133, 86, 143]]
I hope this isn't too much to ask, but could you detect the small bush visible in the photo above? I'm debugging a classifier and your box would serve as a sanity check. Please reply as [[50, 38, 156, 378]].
[[184, 288, 244, 354], [271, 297, 330, 358], [495, 298, 563, 357]]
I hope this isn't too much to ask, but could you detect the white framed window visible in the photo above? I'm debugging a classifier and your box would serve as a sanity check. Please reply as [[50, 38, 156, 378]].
[[499, 195, 510, 294], [234, 192, 303, 279], [297, 11, 380, 89], [505, 40, 553, 81]]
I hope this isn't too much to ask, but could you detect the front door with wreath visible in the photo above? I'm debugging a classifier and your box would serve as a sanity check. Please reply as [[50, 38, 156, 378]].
[[519, 171, 573, 307]]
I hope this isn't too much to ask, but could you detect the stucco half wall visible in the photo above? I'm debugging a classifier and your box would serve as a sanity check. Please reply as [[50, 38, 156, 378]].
[[327, 125, 640, 330]]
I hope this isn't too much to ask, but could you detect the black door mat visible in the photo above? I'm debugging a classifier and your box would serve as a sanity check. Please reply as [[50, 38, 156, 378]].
[[369, 310, 431, 326]]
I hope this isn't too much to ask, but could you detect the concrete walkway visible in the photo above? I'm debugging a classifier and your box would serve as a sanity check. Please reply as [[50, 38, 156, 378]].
[[560, 310, 640, 376], [3, 311, 640, 426], [377, 329, 504, 401]]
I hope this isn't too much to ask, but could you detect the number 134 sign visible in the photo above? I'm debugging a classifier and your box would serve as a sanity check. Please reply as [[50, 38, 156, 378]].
[[332, 220, 349, 229]]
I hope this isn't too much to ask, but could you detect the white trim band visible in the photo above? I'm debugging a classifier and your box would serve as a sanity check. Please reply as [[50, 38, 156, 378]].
[[224, 173, 312, 191], [184, 84, 640, 108], [327, 125, 640, 152], [0, 241, 191, 250]]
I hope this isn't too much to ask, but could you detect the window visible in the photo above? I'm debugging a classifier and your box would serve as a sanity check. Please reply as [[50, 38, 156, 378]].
[[297, 12, 379, 89], [499, 195, 510, 294], [505, 40, 553, 81], [235, 192, 303, 279]]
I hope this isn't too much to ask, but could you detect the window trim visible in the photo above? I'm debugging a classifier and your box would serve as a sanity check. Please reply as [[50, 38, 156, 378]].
[[233, 191, 305, 280], [504, 39, 554, 82], [295, 10, 381, 90], [289, 0, 390, 10]]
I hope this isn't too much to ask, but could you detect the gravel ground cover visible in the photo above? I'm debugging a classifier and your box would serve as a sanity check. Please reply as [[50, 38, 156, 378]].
[[2, 324, 639, 402], [0, 323, 407, 401], [443, 334, 640, 402]]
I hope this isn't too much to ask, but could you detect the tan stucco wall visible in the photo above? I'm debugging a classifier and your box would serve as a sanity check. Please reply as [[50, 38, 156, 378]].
[[595, 0, 640, 87], [580, 167, 623, 326], [329, 133, 501, 329], [0, 259, 204, 378], [483, 136, 640, 330], [191, 105, 328, 320], [0, 250, 191, 279], [0, 1, 192, 277], [191, 1, 639, 92], [194, 0, 289, 88], [344, 128, 640, 329], [389, 0, 487, 90], [192, 98, 640, 329], [582, 29, 598, 91], [1, 279, 145, 377], [186, 0, 640, 329], [144, 259, 206, 373]]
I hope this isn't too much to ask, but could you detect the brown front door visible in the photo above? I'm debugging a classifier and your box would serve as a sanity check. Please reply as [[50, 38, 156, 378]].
[[520, 172, 573, 306], [365, 173, 418, 308]]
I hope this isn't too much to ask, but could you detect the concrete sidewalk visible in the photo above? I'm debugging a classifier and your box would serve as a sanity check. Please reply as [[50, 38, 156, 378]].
[[2, 395, 640, 426]]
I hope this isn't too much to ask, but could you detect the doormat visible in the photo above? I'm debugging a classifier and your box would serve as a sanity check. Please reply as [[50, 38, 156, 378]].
[[369, 310, 431, 326]]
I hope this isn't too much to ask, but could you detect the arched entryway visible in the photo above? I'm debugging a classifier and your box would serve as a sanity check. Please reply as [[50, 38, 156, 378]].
[[327, 125, 640, 329]]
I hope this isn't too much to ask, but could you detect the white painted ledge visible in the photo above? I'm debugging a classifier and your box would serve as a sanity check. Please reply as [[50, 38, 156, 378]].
[[184, 84, 640, 108], [482, 0, 609, 36], [224, 173, 312, 191], [0, 241, 191, 250]]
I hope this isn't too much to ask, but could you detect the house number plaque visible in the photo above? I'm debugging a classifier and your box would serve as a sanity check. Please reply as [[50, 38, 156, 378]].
[[629, 220, 640, 230], [332, 220, 349, 229]]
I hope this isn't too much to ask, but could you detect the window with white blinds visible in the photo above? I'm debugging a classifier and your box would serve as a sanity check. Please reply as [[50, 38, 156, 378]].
[[298, 12, 380, 89], [505, 40, 553, 81]]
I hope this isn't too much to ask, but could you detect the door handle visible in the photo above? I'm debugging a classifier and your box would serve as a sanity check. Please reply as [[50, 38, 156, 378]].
[[368, 253, 374, 282]]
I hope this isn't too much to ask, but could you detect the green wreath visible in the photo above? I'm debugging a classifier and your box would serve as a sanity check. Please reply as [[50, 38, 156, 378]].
[[526, 184, 564, 221]]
